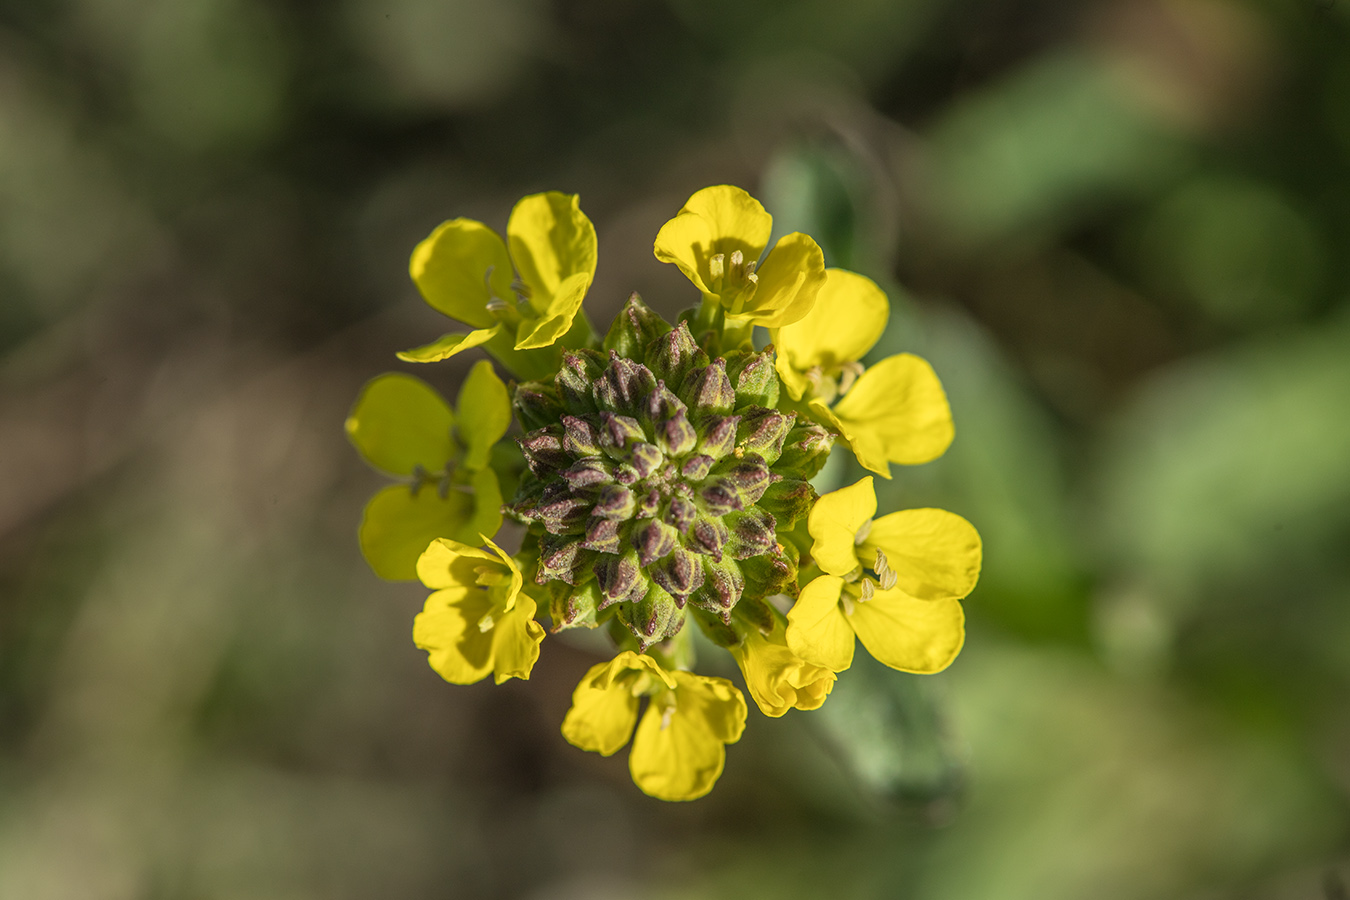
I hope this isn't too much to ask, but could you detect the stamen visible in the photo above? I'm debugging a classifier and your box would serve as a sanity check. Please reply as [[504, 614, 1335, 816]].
[[874, 549, 897, 590], [840, 594, 857, 616], [843, 564, 864, 583], [478, 612, 495, 633], [660, 703, 676, 730], [854, 518, 873, 545], [729, 249, 743, 276], [837, 361, 865, 396], [858, 578, 875, 603], [709, 253, 725, 284], [485, 298, 511, 314]]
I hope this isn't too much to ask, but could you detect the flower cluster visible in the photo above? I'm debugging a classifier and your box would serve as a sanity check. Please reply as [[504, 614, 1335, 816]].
[[347, 186, 982, 801]]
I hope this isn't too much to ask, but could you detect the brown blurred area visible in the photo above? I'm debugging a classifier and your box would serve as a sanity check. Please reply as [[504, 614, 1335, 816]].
[[1, 0, 1349, 897]]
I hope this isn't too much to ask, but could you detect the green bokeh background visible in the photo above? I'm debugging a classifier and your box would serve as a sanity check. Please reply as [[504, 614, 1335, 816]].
[[2, 0, 1348, 896]]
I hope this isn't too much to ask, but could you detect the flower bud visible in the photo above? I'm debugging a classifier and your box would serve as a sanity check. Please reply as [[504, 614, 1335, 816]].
[[603, 292, 673, 360]]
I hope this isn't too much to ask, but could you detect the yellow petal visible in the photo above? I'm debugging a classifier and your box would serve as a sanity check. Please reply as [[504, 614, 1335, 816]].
[[807, 476, 876, 576], [561, 659, 641, 756], [506, 192, 596, 314], [358, 484, 476, 581], [345, 373, 454, 477], [653, 185, 772, 298], [397, 325, 503, 364], [848, 591, 965, 673], [730, 232, 825, 328], [490, 594, 546, 684], [773, 354, 812, 402], [861, 508, 982, 602], [785, 576, 856, 672], [628, 673, 746, 802], [730, 614, 836, 717], [412, 587, 496, 684], [771, 269, 889, 398], [416, 536, 519, 597], [455, 360, 511, 469], [817, 353, 955, 477], [513, 271, 589, 350], [410, 219, 513, 328]]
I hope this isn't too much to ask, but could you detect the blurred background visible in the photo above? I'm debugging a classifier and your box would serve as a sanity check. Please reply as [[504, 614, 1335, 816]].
[[2, 0, 1349, 896]]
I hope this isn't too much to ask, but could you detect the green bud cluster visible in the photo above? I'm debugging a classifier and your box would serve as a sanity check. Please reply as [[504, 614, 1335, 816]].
[[507, 294, 833, 648]]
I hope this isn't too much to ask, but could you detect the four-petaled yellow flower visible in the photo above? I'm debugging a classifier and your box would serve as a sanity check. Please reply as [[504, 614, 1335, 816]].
[[413, 537, 546, 685], [654, 185, 826, 328], [787, 476, 980, 674], [729, 610, 836, 717], [401, 192, 597, 378], [773, 269, 955, 479], [346, 362, 511, 580], [562, 650, 748, 801]]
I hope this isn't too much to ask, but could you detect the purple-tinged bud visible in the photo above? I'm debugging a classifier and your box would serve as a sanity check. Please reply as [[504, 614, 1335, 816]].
[[682, 358, 735, 416], [717, 456, 772, 506], [520, 430, 569, 476], [657, 410, 697, 457], [593, 353, 657, 417], [680, 454, 713, 481], [630, 442, 664, 479], [759, 479, 814, 528], [596, 550, 642, 601], [536, 494, 589, 534], [643, 381, 686, 425], [650, 546, 705, 598], [635, 518, 679, 565], [603, 292, 672, 360], [514, 384, 565, 432], [647, 322, 707, 387], [736, 408, 794, 463], [666, 497, 697, 533], [742, 539, 799, 598], [727, 348, 780, 408], [634, 488, 661, 519], [616, 582, 683, 651], [593, 485, 635, 519], [561, 415, 602, 457], [537, 533, 590, 584], [697, 415, 740, 459], [598, 412, 644, 453], [580, 516, 624, 553], [560, 457, 612, 490], [725, 507, 776, 560], [699, 481, 743, 516], [689, 516, 729, 560], [775, 422, 835, 479], [613, 464, 639, 486], [557, 351, 605, 415], [691, 557, 744, 621]]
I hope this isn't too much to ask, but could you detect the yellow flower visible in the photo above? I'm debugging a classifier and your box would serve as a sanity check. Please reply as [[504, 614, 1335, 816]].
[[771, 268, 890, 402], [808, 354, 955, 479], [769, 268, 954, 478], [400, 192, 596, 372], [561, 650, 748, 801], [346, 361, 511, 580], [653, 185, 825, 328], [786, 476, 980, 673], [729, 611, 835, 717], [412, 537, 546, 685]]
